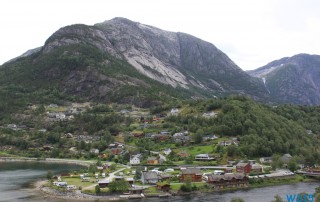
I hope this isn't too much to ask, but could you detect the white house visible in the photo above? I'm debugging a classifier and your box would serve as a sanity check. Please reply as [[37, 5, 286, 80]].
[[170, 108, 179, 115], [90, 148, 99, 154], [195, 154, 215, 161], [259, 157, 273, 164], [163, 148, 172, 155], [56, 113, 66, 120], [130, 154, 142, 165]]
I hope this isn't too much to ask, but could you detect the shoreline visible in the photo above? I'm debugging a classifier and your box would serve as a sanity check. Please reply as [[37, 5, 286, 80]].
[[0, 156, 92, 167], [33, 179, 124, 201], [31, 178, 319, 202]]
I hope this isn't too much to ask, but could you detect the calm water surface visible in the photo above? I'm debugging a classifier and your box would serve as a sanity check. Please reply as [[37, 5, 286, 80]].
[[0, 162, 319, 202], [0, 161, 85, 202]]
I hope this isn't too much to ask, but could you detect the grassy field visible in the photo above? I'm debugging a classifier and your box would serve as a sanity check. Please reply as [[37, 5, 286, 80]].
[[62, 176, 97, 189], [248, 174, 309, 188], [184, 145, 215, 155]]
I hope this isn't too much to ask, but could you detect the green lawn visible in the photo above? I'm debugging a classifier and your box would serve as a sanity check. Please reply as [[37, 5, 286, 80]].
[[62, 177, 97, 189], [182, 145, 215, 156], [170, 182, 206, 191]]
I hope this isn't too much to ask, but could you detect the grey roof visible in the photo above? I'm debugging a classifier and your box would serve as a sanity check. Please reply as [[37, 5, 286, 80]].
[[147, 157, 157, 161], [207, 173, 246, 182], [181, 168, 201, 175], [98, 179, 110, 183], [142, 171, 158, 180], [283, 154, 292, 158], [236, 162, 250, 167]]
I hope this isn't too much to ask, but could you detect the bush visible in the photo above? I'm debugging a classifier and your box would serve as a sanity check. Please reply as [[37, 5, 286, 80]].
[[95, 185, 101, 194]]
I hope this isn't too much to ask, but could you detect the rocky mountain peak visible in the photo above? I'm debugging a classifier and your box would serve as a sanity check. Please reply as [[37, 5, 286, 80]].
[[249, 53, 320, 105], [1, 17, 270, 105]]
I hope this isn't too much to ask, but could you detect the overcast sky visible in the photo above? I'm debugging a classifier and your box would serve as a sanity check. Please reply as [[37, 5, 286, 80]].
[[1, 0, 319, 70]]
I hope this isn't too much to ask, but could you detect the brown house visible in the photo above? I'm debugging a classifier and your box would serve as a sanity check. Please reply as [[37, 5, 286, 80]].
[[147, 157, 158, 165], [179, 168, 202, 182], [207, 173, 248, 190], [236, 162, 251, 174], [224, 167, 233, 174], [157, 182, 171, 192], [132, 131, 144, 138], [177, 151, 190, 158], [111, 148, 122, 155]]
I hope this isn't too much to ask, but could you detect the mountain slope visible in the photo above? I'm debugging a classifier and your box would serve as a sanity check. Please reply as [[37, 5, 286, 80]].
[[248, 54, 320, 105], [42, 18, 268, 97], [0, 17, 269, 112]]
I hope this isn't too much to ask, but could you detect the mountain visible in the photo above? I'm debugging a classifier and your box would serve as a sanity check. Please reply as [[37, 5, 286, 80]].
[[248, 54, 320, 105], [0, 17, 269, 110]]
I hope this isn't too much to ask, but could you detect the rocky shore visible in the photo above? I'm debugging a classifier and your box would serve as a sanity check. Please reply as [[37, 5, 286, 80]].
[[34, 180, 122, 201]]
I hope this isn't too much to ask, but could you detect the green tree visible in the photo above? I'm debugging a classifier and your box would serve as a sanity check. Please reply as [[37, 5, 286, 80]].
[[108, 179, 129, 193], [288, 159, 298, 172], [193, 132, 203, 144], [180, 178, 192, 192], [47, 170, 53, 180], [272, 195, 284, 202], [95, 185, 101, 194], [227, 144, 239, 157], [134, 166, 143, 180], [88, 164, 98, 174], [230, 198, 245, 202]]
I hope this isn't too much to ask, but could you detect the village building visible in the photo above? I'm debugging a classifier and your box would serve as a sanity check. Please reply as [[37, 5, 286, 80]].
[[218, 139, 239, 146], [157, 182, 171, 192], [203, 134, 218, 141], [163, 148, 172, 155], [260, 157, 273, 164], [224, 167, 233, 174], [170, 108, 179, 115], [207, 173, 248, 190], [195, 154, 215, 161], [110, 148, 122, 155], [90, 148, 99, 154], [98, 179, 110, 188], [130, 154, 142, 165], [251, 164, 263, 173], [141, 171, 159, 184], [129, 187, 145, 194], [177, 150, 190, 158], [179, 168, 202, 182], [281, 154, 292, 164], [236, 162, 251, 174], [147, 157, 158, 165]]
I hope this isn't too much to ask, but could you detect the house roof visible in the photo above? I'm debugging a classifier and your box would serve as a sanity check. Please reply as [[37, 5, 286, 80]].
[[142, 171, 158, 180], [207, 173, 246, 182], [236, 162, 250, 167], [98, 179, 110, 183], [283, 154, 292, 158], [196, 154, 210, 158], [131, 154, 142, 159], [251, 164, 263, 169], [181, 168, 201, 175], [147, 157, 157, 161]]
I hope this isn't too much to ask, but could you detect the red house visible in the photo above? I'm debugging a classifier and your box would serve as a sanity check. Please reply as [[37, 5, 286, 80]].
[[236, 162, 251, 174]]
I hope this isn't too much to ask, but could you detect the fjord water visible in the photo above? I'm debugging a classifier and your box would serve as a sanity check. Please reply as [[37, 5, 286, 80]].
[[0, 161, 84, 202], [0, 161, 319, 202]]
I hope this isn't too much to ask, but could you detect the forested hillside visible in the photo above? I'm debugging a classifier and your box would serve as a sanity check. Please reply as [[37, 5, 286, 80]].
[[0, 96, 319, 165]]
